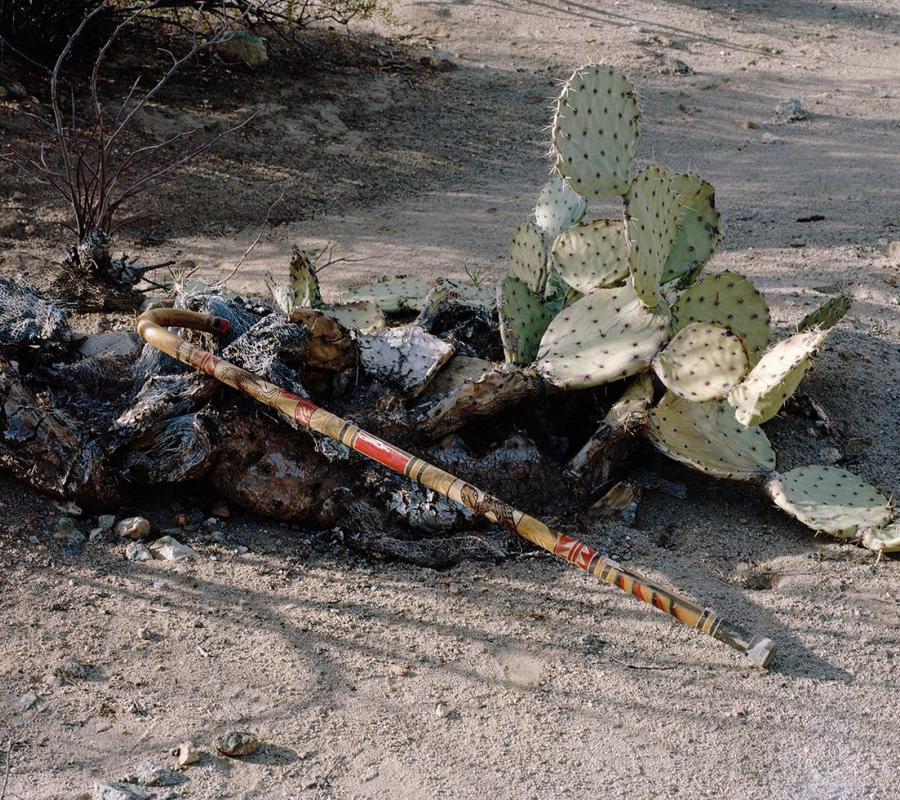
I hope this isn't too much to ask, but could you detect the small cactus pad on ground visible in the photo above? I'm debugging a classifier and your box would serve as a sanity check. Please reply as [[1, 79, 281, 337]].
[[551, 219, 630, 293], [509, 221, 547, 294], [671, 271, 770, 365], [797, 293, 852, 332], [764, 466, 892, 537], [662, 174, 722, 285], [497, 276, 554, 364], [625, 165, 680, 309], [534, 176, 587, 240], [535, 283, 670, 389], [647, 392, 776, 480], [321, 301, 386, 334], [861, 522, 900, 554], [342, 275, 429, 314], [289, 246, 323, 308], [551, 64, 639, 198], [652, 322, 749, 401], [728, 329, 827, 426]]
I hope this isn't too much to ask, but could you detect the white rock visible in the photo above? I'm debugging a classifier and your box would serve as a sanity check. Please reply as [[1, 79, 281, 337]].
[[78, 331, 143, 359], [175, 741, 201, 767], [125, 762, 185, 787], [149, 536, 196, 561]]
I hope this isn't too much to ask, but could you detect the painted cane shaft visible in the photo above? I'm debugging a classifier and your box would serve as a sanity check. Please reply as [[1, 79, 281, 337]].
[[137, 308, 776, 668]]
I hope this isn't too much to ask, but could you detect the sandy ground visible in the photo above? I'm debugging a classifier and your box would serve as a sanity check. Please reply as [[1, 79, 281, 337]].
[[1, 1, 900, 798]]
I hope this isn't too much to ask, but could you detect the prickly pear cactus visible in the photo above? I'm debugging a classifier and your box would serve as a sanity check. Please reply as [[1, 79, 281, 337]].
[[342, 275, 429, 314], [321, 301, 386, 334], [551, 64, 639, 198], [509, 222, 547, 294], [625, 165, 680, 309], [797, 294, 852, 332], [497, 276, 553, 365], [551, 219, 629, 293], [727, 329, 827, 426], [671, 271, 770, 365], [289, 246, 323, 308], [861, 522, 900, 554], [647, 392, 776, 480], [535, 283, 670, 389], [662, 174, 722, 285], [433, 277, 496, 309], [652, 322, 749, 402], [534, 176, 587, 241], [764, 466, 892, 537]]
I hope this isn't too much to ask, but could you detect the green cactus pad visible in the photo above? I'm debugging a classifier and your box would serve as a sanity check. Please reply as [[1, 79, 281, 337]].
[[497, 276, 554, 365], [289, 246, 322, 308], [535, 283, 670, 389], [509, 221, 547, 294], [625, 165, 680, 309], [727, 329, 827, 426], [647, 393, 776, 480], [551, 64, 640, 198], [321, 301, 386, 334], [797, 294, 852, 332], [662, 174, 722, 285], [764, 466, 892, 537], [652, 322, 749, 401], [534, 176, 587, 241], [551, 219, 630, 293], [342, 275, 429, 314], [435, 277, 496, 309], [671, 271, 770, 365], [861, 522, 900, 554]]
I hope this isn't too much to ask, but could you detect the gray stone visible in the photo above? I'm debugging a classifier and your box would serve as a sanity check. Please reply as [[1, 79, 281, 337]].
[[78, 331, 143, 359], [213, 730, 260, 757], [125, 542, 153, 562], [92, 781, 153, 800], [17, 691, 39, 712], [149, 536, 196, 561], [6, 81, 27, 98], [53, 655, 88, 680], [125, 762, 185, 787], [775, 97, 809, 121], [55, 516, 77, 537], [116, 517, 151, 540]]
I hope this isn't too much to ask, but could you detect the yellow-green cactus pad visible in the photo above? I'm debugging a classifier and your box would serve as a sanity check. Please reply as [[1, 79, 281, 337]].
[[497, 276, 554, 365], [534, 176, 587, 241], [289, 246, 322, 308], [509, 221, 547, 294], [625, 165, 680, 309], [535, 283, 670, 389], [551, 219, 630, 293], [671, 271, 770, 365], [765, 466, 892, 537], [727, 329, 827, 426], [797, 294, 852, 332], [647, 392, 776, 480], [321, 301, 386, 334], [861, 522, 900, 554], [652, 322, 749, 401], [342, 275, 429, 314], [662, 174, 722, 285], [551, 64, 640, 198]]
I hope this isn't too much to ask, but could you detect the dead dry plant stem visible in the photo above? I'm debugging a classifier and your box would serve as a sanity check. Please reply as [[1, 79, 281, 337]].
[[2, 1, 254, 242], [217, 189, 286, 287]]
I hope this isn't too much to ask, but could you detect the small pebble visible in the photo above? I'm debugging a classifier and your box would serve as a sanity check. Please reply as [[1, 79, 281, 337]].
[[116, 517, 151, 540]]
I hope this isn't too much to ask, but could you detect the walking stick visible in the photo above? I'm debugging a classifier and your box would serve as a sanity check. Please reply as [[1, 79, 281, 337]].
[[137, 308, 777, 668]]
